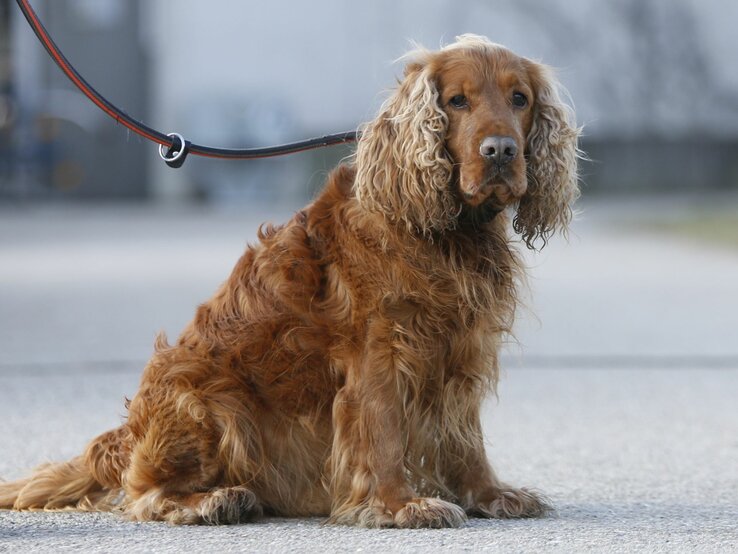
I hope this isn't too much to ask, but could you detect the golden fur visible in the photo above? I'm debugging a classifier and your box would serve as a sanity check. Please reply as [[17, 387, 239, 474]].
[[0, 35, 580, 528]]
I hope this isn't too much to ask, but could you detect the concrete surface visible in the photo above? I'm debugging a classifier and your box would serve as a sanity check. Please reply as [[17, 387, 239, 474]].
[[1, 198, 737, 552]]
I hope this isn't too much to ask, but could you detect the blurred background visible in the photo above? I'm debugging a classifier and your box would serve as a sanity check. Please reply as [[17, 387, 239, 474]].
[[2, 0, 738, 202], [0, 0, 737, 369]]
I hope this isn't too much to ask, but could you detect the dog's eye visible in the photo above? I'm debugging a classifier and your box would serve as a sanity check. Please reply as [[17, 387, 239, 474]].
[[512, 92, 528, 108], [449, 94, 468, 108]]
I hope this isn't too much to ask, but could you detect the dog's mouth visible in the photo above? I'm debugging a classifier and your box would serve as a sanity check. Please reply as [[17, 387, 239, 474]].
[[458, 169, 526, 208], [457, 195, 505, 228]]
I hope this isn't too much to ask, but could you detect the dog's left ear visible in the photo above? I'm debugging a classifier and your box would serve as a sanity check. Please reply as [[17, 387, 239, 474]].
[[514, 61, 581, 249], [354, 60, 456, 236]]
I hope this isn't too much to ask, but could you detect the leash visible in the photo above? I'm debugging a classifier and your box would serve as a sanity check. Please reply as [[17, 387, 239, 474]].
[[15, 0, 358, 168]]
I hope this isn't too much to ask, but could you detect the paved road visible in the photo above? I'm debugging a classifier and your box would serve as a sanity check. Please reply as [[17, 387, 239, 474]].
[[1, 199, 737, 552]]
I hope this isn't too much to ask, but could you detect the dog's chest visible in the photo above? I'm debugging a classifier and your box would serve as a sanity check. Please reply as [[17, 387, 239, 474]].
[[407, 246, 504, 317]]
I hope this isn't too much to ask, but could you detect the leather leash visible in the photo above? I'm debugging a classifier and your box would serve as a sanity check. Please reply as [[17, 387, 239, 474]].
[[15, 0, 359, 168]]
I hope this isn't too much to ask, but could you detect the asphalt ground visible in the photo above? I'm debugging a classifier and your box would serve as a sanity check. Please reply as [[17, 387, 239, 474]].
[[1, 198, 736, 552]]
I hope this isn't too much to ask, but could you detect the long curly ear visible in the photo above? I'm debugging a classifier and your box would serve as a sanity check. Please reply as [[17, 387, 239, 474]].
[[354, 62, 457, 236], [514, 61, 581, 249]]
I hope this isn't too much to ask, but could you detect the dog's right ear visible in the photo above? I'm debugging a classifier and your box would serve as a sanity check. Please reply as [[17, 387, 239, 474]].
[[354, 58, 457, 237]]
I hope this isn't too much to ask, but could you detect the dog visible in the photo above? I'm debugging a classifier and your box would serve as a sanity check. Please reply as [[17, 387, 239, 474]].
[[0, 35, 579, 528]]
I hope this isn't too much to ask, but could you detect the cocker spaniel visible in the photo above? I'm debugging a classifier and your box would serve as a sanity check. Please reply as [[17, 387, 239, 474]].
[[1, 35, 579, 528]]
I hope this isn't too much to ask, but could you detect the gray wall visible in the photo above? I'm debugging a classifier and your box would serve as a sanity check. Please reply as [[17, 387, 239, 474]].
[[584, 138, 738, 193], [8, 0, 149, 199]]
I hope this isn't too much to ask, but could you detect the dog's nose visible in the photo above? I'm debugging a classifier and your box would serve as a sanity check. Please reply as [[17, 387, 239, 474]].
[[479, 136, 518, 166]]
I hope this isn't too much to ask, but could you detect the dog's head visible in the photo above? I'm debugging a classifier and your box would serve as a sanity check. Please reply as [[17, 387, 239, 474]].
[[355, 34, 580, 248]]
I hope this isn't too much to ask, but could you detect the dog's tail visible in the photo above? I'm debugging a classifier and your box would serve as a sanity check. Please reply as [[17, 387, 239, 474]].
[[0, 426, 128, 511], [0, 457, 102, 510]]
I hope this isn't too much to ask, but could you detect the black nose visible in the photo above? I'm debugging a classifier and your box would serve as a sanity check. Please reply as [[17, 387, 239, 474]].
[[479, 136, 518, 166]]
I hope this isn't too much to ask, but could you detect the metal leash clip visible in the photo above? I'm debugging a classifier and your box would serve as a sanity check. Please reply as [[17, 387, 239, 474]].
[[158, 133, 190, 168]]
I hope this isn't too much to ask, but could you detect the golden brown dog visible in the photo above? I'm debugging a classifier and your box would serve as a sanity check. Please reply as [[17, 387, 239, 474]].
[[0, 35, 579, 528]]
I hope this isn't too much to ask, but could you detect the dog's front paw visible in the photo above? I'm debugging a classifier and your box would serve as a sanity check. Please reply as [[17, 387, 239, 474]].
[[393, 498, 467, 528], [331, 497, 467, 528], [468, 487, 551, 519]]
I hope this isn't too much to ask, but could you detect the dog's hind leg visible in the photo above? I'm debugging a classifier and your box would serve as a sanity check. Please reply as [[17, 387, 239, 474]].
[[125, 485, 261, 525], [121, 393, 263, 524]]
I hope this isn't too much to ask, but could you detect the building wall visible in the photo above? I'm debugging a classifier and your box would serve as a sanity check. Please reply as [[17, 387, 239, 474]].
[[8, 0, 149, 198]]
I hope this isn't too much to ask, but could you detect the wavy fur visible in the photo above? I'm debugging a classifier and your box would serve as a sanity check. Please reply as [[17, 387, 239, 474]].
[[354, 64, 456, 236], [515, 61, 581, 248], [0, 35, 577, 527]]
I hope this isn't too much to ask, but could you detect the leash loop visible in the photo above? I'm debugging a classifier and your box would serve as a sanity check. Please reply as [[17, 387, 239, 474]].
[[158, 133, 190, 168]]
